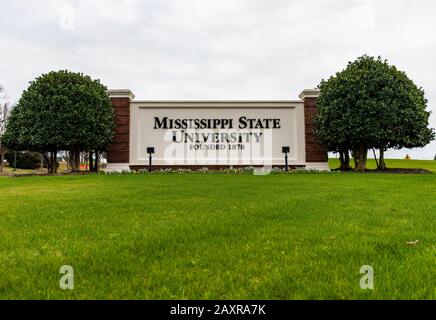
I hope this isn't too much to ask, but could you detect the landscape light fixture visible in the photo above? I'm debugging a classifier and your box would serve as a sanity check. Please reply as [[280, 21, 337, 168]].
[[282, 146, 290, 172], [147, 147, 155, 173]]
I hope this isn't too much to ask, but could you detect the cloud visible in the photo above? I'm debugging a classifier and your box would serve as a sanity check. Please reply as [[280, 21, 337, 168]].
[[0, 0, 435, 158]]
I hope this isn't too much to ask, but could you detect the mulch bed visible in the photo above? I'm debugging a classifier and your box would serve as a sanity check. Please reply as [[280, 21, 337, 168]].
[[365, 168, 432, 174], [334, 168, 433, 174]]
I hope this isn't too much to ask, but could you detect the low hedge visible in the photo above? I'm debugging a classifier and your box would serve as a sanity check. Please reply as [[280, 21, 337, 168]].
[[5, 151, 42, 169]]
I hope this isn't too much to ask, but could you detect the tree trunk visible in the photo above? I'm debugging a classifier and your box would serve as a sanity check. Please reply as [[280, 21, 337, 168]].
[[355, 145, 368, 172], [344, 151, 350, 169], [352, 149, 359, 169], [47, 152, 54, 174], [68, 151, 72, 171], [372, 148, 379, 169], [76, 150, 81, 171], [50, 152, 54, 174], [339, 151, 345, 169], [89, 151, 94, 172], [49, 151, 54, 174], [379, 147, 386, 170], [43, 152, 50, 174], [68, 151, 74, 172], [95, 151, 100, 172], [339, 149, 351, 171], [45, 151, 58, 174], [53, 150, 58, 174], [91, 150, 100, 172], [69, 150, 81, 172], [72, 150, 81, 172]]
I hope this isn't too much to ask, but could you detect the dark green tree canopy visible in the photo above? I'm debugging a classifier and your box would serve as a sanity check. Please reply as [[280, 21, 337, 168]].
[[315, 55, 434, 170], [3, 70, 114, 152]]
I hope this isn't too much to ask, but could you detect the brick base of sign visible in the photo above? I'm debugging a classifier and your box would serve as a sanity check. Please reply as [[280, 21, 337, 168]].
[[303, 97, 329, 163], [107, 97, 130, 164]]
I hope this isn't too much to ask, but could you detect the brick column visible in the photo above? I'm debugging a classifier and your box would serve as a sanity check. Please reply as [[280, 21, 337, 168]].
[[106, 89, 135, 172], [299, 89, 330, 171]]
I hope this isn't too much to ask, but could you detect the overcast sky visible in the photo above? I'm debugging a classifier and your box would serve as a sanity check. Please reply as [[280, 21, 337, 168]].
[[1, 0, 435, 159]]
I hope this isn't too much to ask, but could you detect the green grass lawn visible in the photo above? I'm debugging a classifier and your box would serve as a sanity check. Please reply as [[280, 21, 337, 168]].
[[0, 162, 435, 299]]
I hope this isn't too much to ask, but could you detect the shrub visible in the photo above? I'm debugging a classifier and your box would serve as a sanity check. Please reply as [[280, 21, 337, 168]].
[[5, 151, 42, 169], [2, 70, 114, 173], [316, 55, 434, 171]]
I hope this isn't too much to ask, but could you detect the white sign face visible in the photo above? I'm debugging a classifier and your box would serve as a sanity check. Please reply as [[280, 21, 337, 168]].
[[130, 102, 305, 166]]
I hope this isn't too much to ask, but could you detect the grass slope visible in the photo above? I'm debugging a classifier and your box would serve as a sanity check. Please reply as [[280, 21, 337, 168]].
[[0, 165, 435, 299]]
